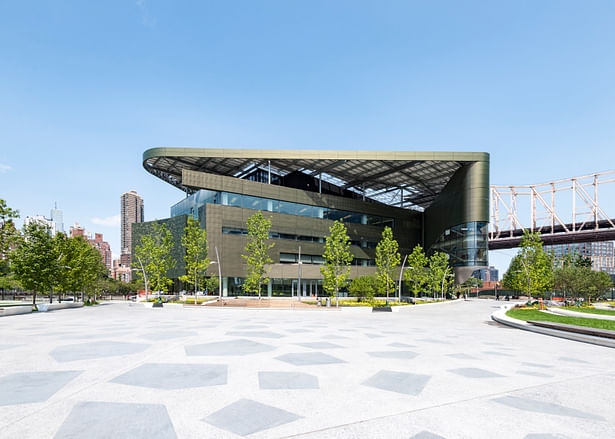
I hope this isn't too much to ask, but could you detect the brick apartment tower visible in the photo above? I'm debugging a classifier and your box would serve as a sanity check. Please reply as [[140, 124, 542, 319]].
[[120, 190, 144, 267]]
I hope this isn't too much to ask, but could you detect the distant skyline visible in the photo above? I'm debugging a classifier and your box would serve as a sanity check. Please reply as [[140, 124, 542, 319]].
[[2, 1, 615, 273]]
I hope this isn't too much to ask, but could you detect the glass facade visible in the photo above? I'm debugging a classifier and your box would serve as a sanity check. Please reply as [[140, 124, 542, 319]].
[[171, 189, 394, 227], [223, 276, 323, 297], [545, 242, 615, 275], [430, 221, 488, 267]]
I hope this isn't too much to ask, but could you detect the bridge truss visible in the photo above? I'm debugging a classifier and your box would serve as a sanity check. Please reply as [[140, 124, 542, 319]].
[[489, 171, 615, 250]]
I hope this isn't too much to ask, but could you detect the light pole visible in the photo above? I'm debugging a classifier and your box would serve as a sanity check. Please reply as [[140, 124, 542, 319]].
[[440, 266, 453, 301], [297, 245, 302, 301], [132, 255, 148, 301], [397, 254, 408, 304], [210, 246, 222, 299]]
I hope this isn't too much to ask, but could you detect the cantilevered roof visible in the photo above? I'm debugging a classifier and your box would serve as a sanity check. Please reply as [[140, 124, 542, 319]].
[[143, 148, 489, 210]]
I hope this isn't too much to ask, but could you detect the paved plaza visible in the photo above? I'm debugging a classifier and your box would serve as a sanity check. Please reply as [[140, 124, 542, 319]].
[[0, 300, 614, 438]]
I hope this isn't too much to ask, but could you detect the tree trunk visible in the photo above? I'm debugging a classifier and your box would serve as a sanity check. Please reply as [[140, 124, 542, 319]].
[[33, 291, 37, 306]]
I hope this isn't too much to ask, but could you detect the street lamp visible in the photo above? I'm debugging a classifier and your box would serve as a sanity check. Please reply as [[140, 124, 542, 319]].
[[440, 266, 453, 301], [209, 246, 222, 299], [397, 254, 408, 304], [131, 255, 149, 301]]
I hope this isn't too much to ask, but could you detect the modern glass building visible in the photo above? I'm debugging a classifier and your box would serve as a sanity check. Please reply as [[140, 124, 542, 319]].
[[134, 148, 490, 296]]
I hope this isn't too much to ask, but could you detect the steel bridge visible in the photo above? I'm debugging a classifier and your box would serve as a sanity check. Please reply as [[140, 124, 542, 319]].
[[489, 171, 615, 250]]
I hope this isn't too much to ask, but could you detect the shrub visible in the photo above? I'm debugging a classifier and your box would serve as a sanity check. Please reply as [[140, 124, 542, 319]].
[[348, 275, 378, 303]]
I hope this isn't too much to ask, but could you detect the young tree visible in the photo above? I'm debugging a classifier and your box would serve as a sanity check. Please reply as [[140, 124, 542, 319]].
[[242, 211, 274, 299], [0, 199, 19, 260], [321, 220, 353, 306], [133, 222, 176, 295], [427, 252, 453, 299], [180, 217, 209, 303], [55, 235, 106, 302], [503, 231, 553, 299], [404, 245, 429, 298], [10, 222, 58, 305], [348, 275, 378, 303], [375, 226, 401, 302]]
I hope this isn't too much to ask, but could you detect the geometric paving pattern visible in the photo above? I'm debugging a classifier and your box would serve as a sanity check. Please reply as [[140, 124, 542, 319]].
[[203, 399, 301, 436], [258, 371, 319, 389], [295, 341, 344, 349], [185, 339, 276, 356], [0, 371, 81, 406], [110, 363, 227, 389], [448, 368, 504, 378], [410, 431, 447, 439], [492, 396, 605, 420], [49, 341, 150, 362], [138, 330, 198, 340], [225, 331, 284, 338], [362, 370, 430, 396], [367, 350, 418, 359], [275, 352, 346, 366], [54, 401, 177, 438]]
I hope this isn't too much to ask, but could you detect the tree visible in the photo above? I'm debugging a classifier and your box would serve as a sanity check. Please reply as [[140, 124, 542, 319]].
[[55, 234, 106, 302], [180, 217, 209, 303], [0, 199, 19, 262], [348, 275, 378, 303], [205, 276, 219, 295], [10, 222, 58, 305], [375, 226, 401, 302], [242, 211, 274, 299], [585, 270, 613, 302], [404, 245, 429, 298], [427, 252, 453, 299], [133, 222, 176, 295], [321, 220, 353, 306], [503, 231, 553, 299]]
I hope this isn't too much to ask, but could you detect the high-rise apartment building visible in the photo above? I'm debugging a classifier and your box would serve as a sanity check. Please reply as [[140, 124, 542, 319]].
[[89, 233, 112, 270], [69, 222, 86, 238], [121, 190, 144, 266], [545, 242, 615, 275], [24, 215, 56, 235], [50, 202, 64, 234]]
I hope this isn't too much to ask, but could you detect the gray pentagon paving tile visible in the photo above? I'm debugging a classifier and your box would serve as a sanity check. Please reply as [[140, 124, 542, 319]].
[[185, 339, 276, 356], [410, 431, 447, 439], [365, 333, 384, 338], [259, 371, 319, 389], [50, 341, 150, 362], [225, 330, 284, 339], [275, 352, 346, 366], [446, 353, 478, 360], [558, 357, 589, 364], [482, 350, 513, 357], [368, 351, 418, 360], [493, 396, 605, 420], [363, 370, 430, 396], [417, 338, 451, 344], [0, 371, 81, 406], [295, 341, 344, 349], [389, 342, 416, 348], [234, 324, 268, 329], [516, 370, 553, 378], [54, 401, 176, 439], [139, 330, 198, 340], [449, 368, 504, 378], [522, 362, 553, 368], [111, 363, 227, 389], [524, 434, 571, 439], [204, 398, 301, 436]]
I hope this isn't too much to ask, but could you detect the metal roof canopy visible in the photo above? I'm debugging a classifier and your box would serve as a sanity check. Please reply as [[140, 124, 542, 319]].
[[143, 148, 488, 210]]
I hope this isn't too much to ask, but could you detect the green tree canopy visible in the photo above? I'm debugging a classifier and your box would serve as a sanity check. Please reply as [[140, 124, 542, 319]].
[[242, 211, 274, 299], [10, 222, 58, 304], [502, 231, 553, 298], [427, 251, 453, 299], [55, 234, 107, 300], [321, 220, 353, 306], [375, 226, 401, 301], [348, 275, 378, 303], [0, 199, 19, 272], [133, 222, 176, 295], [404, 245, 429, 298], [180, 217, 209, 302]]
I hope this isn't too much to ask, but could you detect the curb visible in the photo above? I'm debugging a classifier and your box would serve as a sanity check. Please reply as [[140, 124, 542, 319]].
[[491, 304, 615, 349]]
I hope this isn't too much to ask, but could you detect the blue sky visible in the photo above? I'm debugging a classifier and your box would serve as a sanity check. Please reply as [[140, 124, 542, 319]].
[[1, 1, 615, 274]]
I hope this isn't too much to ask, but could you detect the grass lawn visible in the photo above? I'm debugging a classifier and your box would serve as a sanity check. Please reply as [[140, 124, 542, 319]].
[[562, 307, 615, 316], [506, 308, 615, 331]]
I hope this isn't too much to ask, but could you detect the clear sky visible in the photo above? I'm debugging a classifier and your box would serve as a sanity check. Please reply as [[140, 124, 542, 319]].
[[1, 1, 615, 274]]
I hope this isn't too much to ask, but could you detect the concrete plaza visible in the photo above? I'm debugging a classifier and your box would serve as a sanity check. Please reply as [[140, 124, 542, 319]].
[[0, 300, 613, 438]]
